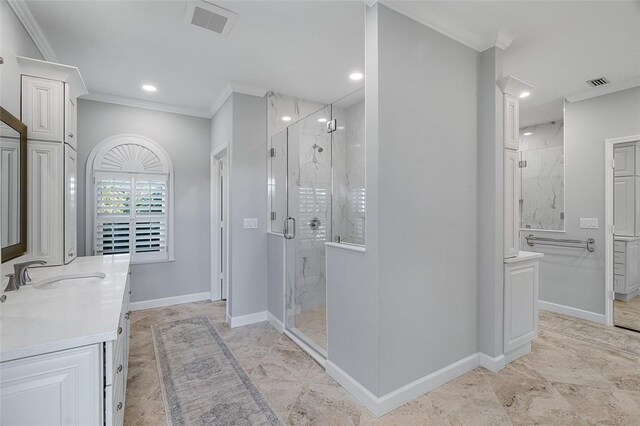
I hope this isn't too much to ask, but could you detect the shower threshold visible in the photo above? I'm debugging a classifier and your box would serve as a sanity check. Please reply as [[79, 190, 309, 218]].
[[284, 327, 327, 367]]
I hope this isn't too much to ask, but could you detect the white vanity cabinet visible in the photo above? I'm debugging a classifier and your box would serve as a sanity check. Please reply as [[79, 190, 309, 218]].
[[614, 238, 640, 300], [18, 57, 87, 265], [0, 257, 131, 426], [503, 251, 542, 362], [503, 94, 519, 150]]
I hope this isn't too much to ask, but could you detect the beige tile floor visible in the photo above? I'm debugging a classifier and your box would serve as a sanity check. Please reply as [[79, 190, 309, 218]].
[[125, 302, 640, 425], [615, 295, 640, 331]]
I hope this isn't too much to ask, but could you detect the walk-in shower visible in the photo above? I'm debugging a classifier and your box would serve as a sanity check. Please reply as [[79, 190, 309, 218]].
[[268, 88, 365, 358]]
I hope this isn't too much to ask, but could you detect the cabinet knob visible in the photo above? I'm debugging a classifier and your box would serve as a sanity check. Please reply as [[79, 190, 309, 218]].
[[129, 334, 133, 339], [117, 364, 123, 373], [68, 133, 74, 138], [117, 402, 123, 411], [118, 326, 123, 335], [125, 310, 131, 320]]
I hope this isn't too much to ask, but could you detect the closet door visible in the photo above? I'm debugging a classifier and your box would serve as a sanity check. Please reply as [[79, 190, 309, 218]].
[[614, 176, 635, 237], [28, 141, 63, 265], [503, 94, 519, 150], [64, 144, 78, 264], [21, 76, 64, 142], [504, 149, 520, 258], [614, 145, 635, 177]]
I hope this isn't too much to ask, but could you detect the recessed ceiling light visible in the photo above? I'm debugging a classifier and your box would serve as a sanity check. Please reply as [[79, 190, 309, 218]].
[[282, 116, 292, 122], [519, 91, 530, 98], [523, 132, 533, 136], [142, 84, 157, 92], [349, 72, 363, 81], [318, 118, 328, 123]]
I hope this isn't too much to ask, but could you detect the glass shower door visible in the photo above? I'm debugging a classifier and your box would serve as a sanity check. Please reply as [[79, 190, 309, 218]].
[[284, 105, 332, 355]]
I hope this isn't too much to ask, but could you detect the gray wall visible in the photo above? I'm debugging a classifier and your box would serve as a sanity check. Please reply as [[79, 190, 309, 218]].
[[476, 47, 505, 357], [229, 93, 268, 317], [210, 93, 268, 318], [527, 87, 640, 315], [376, 5, 478, 395], [0, 0, 44, 118], [267, 233, 284, 322], [77, 99, 211, 303], [326, 4, 380, 396]]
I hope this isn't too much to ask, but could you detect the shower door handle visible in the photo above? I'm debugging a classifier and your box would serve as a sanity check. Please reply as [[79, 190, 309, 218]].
[[284, 217, 296, 240]]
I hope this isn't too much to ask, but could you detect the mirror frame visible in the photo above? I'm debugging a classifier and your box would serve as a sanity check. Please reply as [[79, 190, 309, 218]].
[[1, 106, 27, 262]]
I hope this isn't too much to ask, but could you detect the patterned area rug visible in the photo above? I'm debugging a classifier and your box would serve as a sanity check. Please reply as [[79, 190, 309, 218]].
[[152, 317, 282, 426]]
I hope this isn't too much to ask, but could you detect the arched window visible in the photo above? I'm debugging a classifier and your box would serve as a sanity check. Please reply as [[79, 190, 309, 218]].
[[86, 135, 174, 263]]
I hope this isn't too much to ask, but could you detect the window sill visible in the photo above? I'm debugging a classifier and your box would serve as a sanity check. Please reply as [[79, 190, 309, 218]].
[[130, 257, 175, 266]]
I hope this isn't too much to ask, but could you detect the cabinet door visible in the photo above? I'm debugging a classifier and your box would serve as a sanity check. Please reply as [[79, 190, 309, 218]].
[[64, 84, 78, 150], [503, 94, 519, 150], [504, 260, 538, 352], [625, 240, 640, 292], [22, 76, 64, 142], [0, 345, 101, 426], [614, 145, 635, 177], [614, 176, 635, 237], [65, 144, 78, 264], [504, 149, 520, 258], [28, 141, 63, 265]]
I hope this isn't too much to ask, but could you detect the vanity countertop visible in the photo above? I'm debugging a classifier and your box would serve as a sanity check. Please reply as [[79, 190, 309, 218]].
[[504, 250, 544, 264], [0, 255, 130, 362]]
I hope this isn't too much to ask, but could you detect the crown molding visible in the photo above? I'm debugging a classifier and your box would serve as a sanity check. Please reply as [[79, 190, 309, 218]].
[[565, 76, 640, 104], [208, 82, 267, 117], [379, 1, 514, 53], [7, 0, 58, 62], [82, 92, 211, 118]]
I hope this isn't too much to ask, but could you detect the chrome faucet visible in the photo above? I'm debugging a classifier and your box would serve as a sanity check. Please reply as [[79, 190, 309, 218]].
[[12, 260, 47, 289]]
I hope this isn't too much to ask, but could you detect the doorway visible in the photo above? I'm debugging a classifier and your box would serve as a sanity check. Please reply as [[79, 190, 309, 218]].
[[606, 135, 640, 332], [211, 147, 229, 302]]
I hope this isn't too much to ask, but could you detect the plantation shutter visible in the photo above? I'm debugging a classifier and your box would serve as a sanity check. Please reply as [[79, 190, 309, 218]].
[[94, 172, 169, 262]]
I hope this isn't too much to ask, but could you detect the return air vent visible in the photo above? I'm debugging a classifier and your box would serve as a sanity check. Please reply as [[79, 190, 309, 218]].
[[586, 77, 609, 87], [184, 1, 237, 37]]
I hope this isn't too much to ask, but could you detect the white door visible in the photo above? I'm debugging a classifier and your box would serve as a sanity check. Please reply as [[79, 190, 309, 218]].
[[22, 76, 64, 142], [614, 145, 635, 177], [218, 156, 229, 300], [614, 176, 635, 236]]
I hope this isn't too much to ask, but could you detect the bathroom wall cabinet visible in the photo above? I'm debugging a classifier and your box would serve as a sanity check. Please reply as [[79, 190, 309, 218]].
[[613, 238, 640, 300], [503, 94, 519, 150], [504, 149, 520, 258], [18, 57, 87, 265], [503, 252, 541, 362]]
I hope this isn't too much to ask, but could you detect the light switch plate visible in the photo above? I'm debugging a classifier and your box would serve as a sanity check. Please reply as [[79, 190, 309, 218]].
[[580, 218, 598, 229], [243, 218, 258, 229]]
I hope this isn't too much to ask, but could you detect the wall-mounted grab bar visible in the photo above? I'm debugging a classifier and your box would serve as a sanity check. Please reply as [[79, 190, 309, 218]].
[[525, 234, 595, 252]]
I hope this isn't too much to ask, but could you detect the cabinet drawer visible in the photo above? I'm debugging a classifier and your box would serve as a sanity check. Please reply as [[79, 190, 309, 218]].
[[614, 251, 626, 264], [614, 263, 626, 275], [614, 275, 625, 292], [614, 241, 626, 252]]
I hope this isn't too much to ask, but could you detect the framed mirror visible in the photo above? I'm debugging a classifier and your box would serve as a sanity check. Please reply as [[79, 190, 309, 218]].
[[1, 107, 27, 262]]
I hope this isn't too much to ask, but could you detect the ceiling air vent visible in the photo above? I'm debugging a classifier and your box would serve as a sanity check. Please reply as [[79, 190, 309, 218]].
[[184, 1, 237, 37], [586, 77, 609, 87]]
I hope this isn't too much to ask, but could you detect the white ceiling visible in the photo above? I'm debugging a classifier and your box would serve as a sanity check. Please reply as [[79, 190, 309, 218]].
[[19, 1, 640, 124], [387, 1, 640, 127], [22, 0, 366, 117]]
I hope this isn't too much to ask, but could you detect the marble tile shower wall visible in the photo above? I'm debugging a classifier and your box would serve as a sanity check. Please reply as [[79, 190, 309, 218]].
[[267, 92, 324, 233], [519, 120, 565, 231], [332, 99, 366, 245]]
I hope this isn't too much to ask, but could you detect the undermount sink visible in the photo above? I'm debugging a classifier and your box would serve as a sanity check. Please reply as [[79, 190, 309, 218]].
[[32, 272, 107, 290]]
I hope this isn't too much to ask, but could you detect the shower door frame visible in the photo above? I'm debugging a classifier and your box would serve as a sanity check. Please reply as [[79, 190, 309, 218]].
[[281, 104, 333, 365]]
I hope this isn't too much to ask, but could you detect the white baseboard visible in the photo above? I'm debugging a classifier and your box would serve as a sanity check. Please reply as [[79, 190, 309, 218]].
[[130, 292, 211, 311], [228, 310, 268, 328], [505, 341, 531, 364], [327, 353, 480, 417], [267, 311, 284, 332], [478, 352, 506, 373], [539, 300, 606, 324]]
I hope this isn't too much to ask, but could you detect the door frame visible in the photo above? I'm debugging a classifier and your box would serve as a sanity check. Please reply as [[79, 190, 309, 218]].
[[604, 134, 640, 326], [210, 145, 229, 304]]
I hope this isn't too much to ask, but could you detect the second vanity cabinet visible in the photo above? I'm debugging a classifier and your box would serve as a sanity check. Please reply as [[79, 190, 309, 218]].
[[18, 57, 87, 265], [614, 238, 640, 300]]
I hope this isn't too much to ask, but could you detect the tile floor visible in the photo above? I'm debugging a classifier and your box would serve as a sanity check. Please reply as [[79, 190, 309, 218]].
[[293, 304, 327, 351], [125, 302, 640, 425], [615, 296, 640, 331]]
